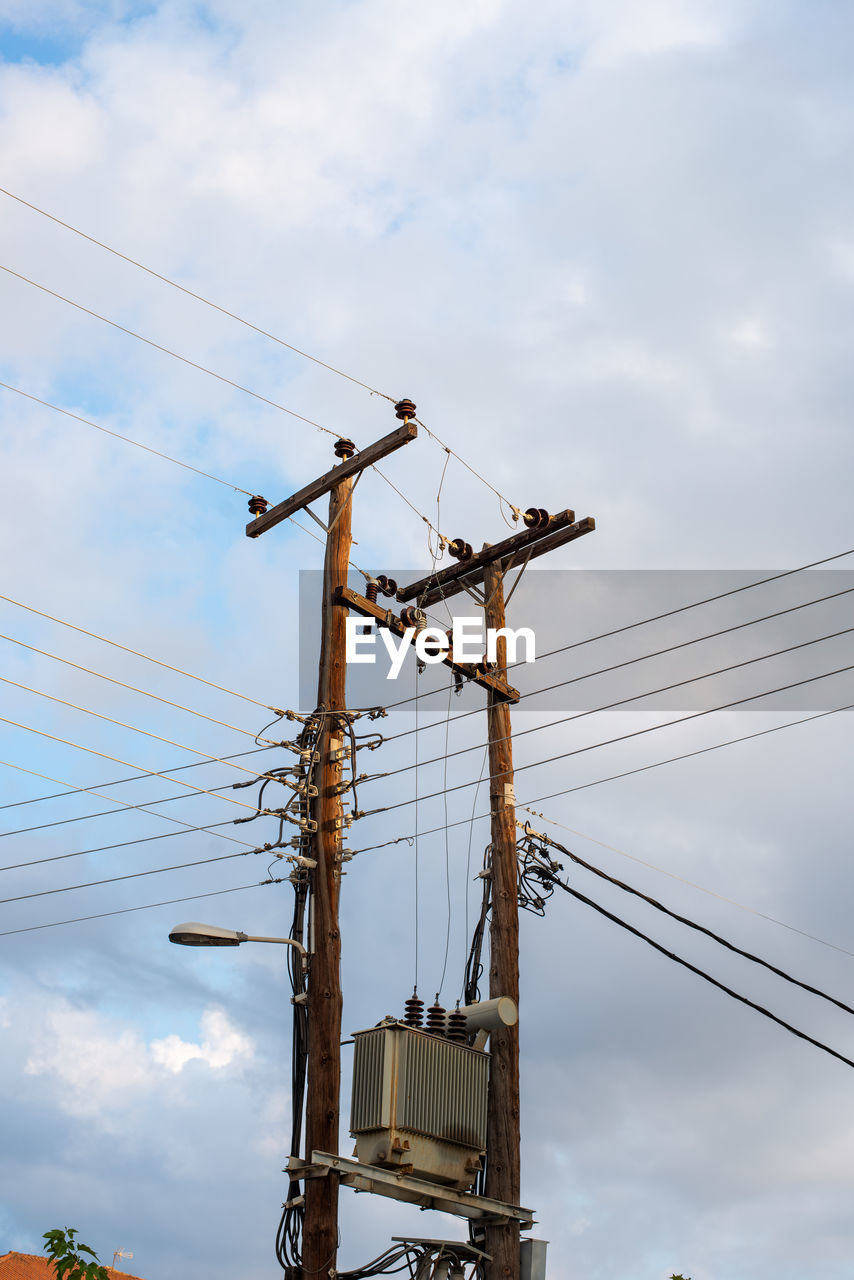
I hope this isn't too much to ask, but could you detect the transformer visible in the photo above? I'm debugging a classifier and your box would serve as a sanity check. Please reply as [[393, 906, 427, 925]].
[[350, 1020, 488, 1188]]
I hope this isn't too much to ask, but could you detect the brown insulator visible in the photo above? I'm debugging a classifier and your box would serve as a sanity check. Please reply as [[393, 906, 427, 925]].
[[366, 579, 379, 604], [426, 998, 447, 1036], [400, 605, 426, 629], [248, 495, 269, 517], [334, 437, 356, 459], [395, 399, 417, 421], [446, 1007, 468, 1043], [448, 538, 473, 562], [522, 507, 550, 530], [376, 575, 398, 597], [404, 991, 424, 1028]]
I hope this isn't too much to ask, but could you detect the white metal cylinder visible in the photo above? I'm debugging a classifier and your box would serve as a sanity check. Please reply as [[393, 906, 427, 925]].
[[457, 996, 518, 1031]]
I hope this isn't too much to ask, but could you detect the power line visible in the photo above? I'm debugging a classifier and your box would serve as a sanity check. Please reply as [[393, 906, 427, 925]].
[[0, 877, 280, 938], [0, 716, 267, 812], [378, 546, 854, 716], [374, 624, 854, 784], [0, 185, 395, 403], [352, 701, 854, 855], [0, 587, 281, 710], [0, 751, 271, 839], [0, 381, 329, 551], [0, 631, 274, 741], [0, 187, 522, 519], [0, 744, 275, 812], [520, 803, 854, 961], [523, 833, 854, 1018], [0, 782, 235, 840], [0, 673, 287, 780], [0, 379, 253, 495], [0, 263, 341, 437], [1, 818, 252, 873], [545, 874, 854, 1074], [0, 846, 260, 905], [379, 658, 854, 813]]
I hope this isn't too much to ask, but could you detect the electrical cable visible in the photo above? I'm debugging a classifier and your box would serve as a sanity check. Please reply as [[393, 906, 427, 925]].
[[0, 714, 271, 811], [0, 846, 265, 905], [351, 700, 854, 855], [0, 755, 265, 840], [0, 185, 396, 403], [523, 834, 854, 1019], [0, 381, 328, 550], [520, 804, 854, 962], [0, 378, 253, 494], [371, 627, 854, 787], [378, 565, 854, 721], [1, 819, 253, 873], [0, 744, 276, 812], [0, 876, 282, 938], [0, 264, 341, 437], [519, 547, 854, 673], [0, 631, 275, 740], [0, 674, 289, 781], [544, 873, 854, 1074], [377, 657, 854, 813], [0, 587, 282, 710]]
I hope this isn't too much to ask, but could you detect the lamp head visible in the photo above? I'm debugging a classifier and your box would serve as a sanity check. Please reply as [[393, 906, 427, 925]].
[[168, 921, 248, 947]]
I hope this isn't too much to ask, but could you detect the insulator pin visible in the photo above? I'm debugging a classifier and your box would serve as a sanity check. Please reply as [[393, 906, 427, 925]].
[[334, 437, 356, 459], [404, 991, 424, 1028]]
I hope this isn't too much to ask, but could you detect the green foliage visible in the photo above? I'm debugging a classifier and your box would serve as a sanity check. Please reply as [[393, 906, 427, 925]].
[[43, 1229, 111, 1280], [669, 1274, 692, 1279]]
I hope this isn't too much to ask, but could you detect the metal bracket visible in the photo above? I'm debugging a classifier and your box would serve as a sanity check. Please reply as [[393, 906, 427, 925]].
[[311, 1151, 535, 1228]]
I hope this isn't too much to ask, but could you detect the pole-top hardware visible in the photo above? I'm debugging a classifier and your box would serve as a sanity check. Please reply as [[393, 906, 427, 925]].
[[334, 437, 356, 460], [248, 495, 269, 517], [522, 507, 549, 530], [394, 398, 416, 420], [448, 538, 474, 561]]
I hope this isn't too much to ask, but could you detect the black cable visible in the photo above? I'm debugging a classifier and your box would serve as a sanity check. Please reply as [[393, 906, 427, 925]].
[[0, 877, 283, 937], [374, 659, 854, 816], [376, 618, 854, 768], [0, 744, 277, 812], [0, 847, 263, 904], [524, 835, 854, 1019], [0, 819, 252, 872], [351, 701, 854, 856], [546, 874, 854, 1073], [0, 783, 237, 839], [381, 546, 854, 713]]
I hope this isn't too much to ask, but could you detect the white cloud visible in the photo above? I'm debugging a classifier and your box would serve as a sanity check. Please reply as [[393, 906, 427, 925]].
[[23, 1002, 254, 1115], [150, 1007, 254, 1074]]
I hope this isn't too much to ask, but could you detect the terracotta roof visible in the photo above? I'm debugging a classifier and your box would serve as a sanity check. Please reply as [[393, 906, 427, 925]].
[[0, 1254, 140, 1280]]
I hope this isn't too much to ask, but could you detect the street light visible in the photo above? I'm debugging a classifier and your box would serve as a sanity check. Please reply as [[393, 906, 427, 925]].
[[169, 921, 308, 969]]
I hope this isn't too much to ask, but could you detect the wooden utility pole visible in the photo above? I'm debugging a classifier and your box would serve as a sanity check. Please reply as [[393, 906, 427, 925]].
[[245, 414, 419, 1278], [302, 474, 352, 1276], [483, 558, 521, 1280]]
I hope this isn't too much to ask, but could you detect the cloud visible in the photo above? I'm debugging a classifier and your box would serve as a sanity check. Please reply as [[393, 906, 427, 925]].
[[23, 1001, 253, 1115], [150, 1006, 253, 1073]]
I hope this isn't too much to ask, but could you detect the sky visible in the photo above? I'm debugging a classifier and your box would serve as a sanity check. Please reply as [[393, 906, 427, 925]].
[[1, 1, 854, 1277]]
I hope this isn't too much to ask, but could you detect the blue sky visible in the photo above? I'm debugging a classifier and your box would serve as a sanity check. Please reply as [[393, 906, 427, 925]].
[[2, 2, 854, 1278]]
